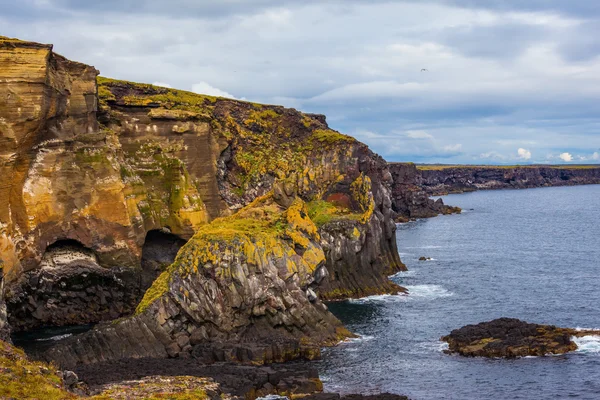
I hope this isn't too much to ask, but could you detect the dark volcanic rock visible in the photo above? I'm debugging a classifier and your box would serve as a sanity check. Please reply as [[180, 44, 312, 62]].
[[442, 318, 600, 358], [388, 163, 460, 220], [418, 166, 600, 196]]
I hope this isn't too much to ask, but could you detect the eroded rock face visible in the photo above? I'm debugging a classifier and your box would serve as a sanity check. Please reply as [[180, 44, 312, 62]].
[[442, 318, 600, 358], [7, 240, 140, 331], [45, 196, 350, 369]]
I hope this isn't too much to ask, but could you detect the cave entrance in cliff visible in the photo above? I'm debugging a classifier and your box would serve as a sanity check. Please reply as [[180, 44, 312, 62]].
[[7, 238, 139, 334], [140, 229, 187, 291]]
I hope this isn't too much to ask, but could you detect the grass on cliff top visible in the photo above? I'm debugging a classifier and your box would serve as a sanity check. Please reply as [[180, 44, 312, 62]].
[[416, 164, 600, 170]]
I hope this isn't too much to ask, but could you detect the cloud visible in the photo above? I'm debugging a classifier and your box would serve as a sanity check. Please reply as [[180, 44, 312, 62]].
[[517, 148, 532, 160], [152, 82, 171, 88], [2, 1, 600, 163], [559, 152, 573, 162], [191, 82, 237, 99], [444, 143, 463, 152], [593, 152, 600, 160], [405, 130, 433, 139]]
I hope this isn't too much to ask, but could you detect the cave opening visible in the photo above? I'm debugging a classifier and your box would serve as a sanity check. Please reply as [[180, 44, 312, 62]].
[[141, 229, 187, 291], [7, 238, 139, 334]]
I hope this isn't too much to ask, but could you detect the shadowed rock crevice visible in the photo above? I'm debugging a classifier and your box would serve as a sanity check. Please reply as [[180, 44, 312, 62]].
[[6, 239, 139, 332], [140, 229, 187, 292]]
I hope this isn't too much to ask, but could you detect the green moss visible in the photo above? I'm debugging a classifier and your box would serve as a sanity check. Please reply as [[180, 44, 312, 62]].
[[306, 200, 364, 228], [0, 341, 76, 400], [310, 129, 355, 145]]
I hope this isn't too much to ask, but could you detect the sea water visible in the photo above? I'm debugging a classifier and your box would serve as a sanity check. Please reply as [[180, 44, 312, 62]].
[[319, 184, 600, 400]]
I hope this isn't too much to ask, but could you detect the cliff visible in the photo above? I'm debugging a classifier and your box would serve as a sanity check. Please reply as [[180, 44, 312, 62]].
[[387, 163, 600, 220], [388, 163, 460, 221], [0, 35, 405, 370], [417, 165, 600, 195]]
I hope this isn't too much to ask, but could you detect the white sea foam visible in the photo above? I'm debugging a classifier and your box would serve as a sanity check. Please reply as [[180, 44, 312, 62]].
[[389, 270, 417, 279], [573, 335, 600, 353], [35, 333, 73, 342], [404, 284, 454, 299], [349, 285, 453, 304], [343, 334, 375, 344]]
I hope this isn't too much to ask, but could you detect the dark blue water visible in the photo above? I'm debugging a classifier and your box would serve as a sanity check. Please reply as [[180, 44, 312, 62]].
[[319, 185, 600, 400]]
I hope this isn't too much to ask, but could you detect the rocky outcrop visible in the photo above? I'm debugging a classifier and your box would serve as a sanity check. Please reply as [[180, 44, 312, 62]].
[[442, 318, 600, 358], [0, 37, 405, 336], [418, 165, 600, 196], [44, 194, 352, 369], [388, 163, 460, 220]]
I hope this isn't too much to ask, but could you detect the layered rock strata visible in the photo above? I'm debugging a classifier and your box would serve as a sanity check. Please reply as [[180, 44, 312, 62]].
[[1, 36, 405, 338], [442, 318, 600, 358]]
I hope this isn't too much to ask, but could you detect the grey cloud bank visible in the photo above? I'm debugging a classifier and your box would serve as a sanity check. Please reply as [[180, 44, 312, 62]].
[[2, 0, 599, 164]]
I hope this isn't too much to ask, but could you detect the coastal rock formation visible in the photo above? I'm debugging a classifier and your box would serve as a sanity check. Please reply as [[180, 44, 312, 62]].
[[44, 193, 350, 368], [388, 163, 460, 220], [442, 318, 600, 358], [0, 36, 405, 337], [418, 165, 600, 196]]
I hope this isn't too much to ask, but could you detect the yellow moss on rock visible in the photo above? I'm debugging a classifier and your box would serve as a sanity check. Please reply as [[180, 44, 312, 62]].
[[136, 193, 325, 313], [0, 340, 75, 400]]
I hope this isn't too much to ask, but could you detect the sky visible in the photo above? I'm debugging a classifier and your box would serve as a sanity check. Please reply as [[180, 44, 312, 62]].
[[2, 0, 600, 164]]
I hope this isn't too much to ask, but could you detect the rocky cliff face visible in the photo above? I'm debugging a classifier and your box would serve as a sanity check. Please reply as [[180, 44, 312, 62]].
[[418, 166, 600, 195], [388, 163, 460, 220], [1, 34, 404, 364]]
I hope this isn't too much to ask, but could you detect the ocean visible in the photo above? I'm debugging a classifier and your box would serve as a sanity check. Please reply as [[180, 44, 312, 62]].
[[319, 184, 600, 399]]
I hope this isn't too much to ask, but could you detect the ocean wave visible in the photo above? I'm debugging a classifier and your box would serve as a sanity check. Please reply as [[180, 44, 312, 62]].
[[573, 335, 600, 353], [341, 334, 375, 345], [348, 285, 453, 304], [35, 333, 73, 342], [404, 284, 454, 299], [404, 245, 442, 249]]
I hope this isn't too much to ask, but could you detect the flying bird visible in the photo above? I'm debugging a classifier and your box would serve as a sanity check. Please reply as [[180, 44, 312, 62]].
[[421, 68, 428, 72]]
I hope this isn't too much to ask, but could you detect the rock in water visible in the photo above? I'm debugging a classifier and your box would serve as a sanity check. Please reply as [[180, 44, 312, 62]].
[[442, 317, 600, 358]]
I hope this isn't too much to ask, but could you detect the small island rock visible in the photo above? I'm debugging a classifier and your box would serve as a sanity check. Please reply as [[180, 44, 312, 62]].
[[442, 318, 600, 358]]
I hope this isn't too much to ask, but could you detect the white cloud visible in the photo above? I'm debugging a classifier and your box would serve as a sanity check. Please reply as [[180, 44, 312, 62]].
[[517, 148, 532, 160], [444, 144, 462, 152], [152, 82, 171, 88], [191, 82, 236, 99], [559, 152, 573, 162], [592, 152, 600, 160], [405, 130, 433, 139]]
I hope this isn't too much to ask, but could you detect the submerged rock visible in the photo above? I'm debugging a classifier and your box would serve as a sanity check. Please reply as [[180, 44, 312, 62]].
[[442, 318, 600, 358]]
